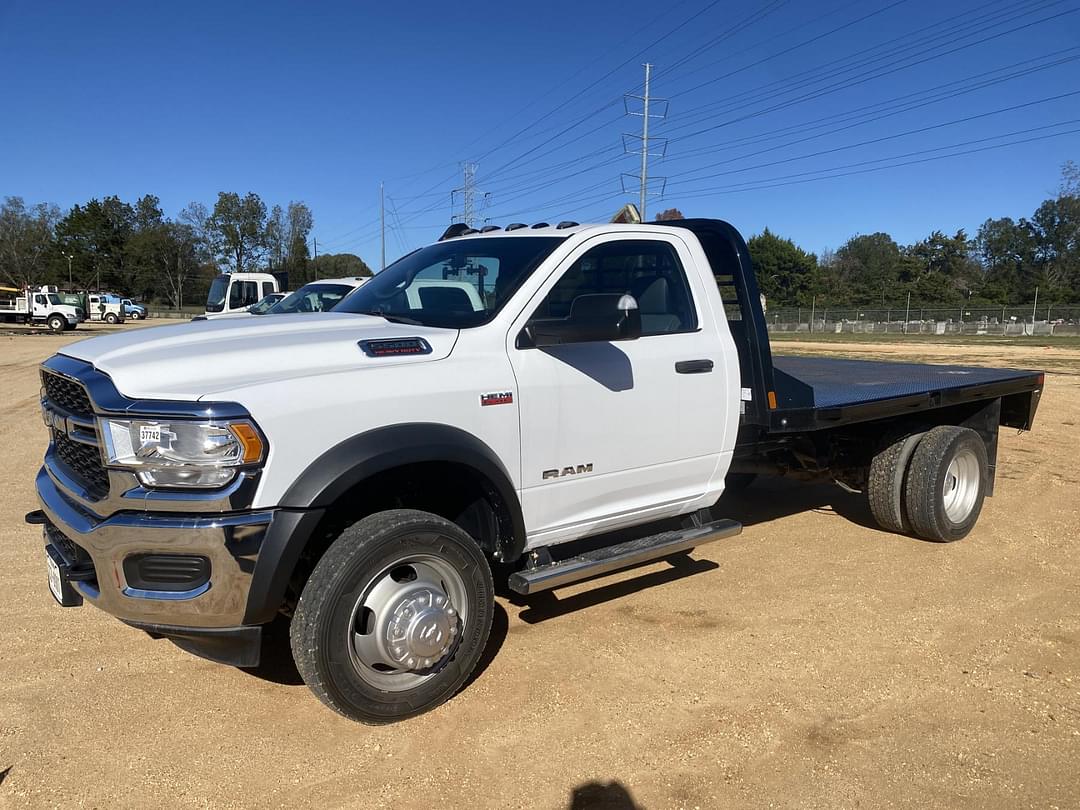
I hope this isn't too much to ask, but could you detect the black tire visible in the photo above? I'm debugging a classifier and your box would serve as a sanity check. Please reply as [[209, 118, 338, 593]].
[[133, 312, 143, 320], [867, 432, 925, 534], [290, 509, 494, 724], [105, 312, 118, 324], [724, 472, 757, 492], [47, 315, 65, 333], [903, 426, 988, 542]]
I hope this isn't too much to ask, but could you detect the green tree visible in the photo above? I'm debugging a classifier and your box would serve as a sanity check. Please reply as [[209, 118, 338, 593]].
[[746, 227, 817, 306], [974, 217, 1035, 304], [832, 232, 913, 306], [904, 230, 979, 305], [311, 253, 373, 278], [55, 196, 135, 290], [0, 196, 60, 289], [286, 201, 313, 280], [210, 192, 266, 273]]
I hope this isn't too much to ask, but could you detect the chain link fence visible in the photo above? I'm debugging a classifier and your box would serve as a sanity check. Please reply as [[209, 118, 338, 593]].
[[765, 305, 1080, 336]]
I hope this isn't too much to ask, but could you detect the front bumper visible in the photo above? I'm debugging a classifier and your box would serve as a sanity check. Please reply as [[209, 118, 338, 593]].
[[36, 466, 273, 629]]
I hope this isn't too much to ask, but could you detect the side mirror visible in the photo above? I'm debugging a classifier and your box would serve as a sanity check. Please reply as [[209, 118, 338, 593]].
[[522, 293, 641, 348]]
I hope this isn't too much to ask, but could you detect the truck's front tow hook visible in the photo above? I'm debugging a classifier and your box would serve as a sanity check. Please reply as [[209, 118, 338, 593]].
[[24, 509, 46, 525]]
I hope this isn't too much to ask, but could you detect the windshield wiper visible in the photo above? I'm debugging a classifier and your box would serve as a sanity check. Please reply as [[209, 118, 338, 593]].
[[355, 310, 426, 326]]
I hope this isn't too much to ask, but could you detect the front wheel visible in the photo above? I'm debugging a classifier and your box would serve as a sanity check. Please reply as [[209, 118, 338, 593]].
[[290, 509, 494, 724], [47, 315, 66, 333]]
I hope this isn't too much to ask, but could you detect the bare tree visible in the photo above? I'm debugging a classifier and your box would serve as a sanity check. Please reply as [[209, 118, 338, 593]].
[[654, 207, 685, 222], [0, 197, 60, 289]]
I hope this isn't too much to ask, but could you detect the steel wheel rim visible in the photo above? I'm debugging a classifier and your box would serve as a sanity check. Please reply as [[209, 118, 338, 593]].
[[942, 448, 980, 523], [346, 547, 469, 692]]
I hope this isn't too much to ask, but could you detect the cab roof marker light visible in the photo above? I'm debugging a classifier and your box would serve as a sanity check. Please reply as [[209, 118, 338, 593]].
[[480, 225, 501, 232], [531, 222, 550, 229], [556, 221, 579, 229], [505, 223, 527, 231]]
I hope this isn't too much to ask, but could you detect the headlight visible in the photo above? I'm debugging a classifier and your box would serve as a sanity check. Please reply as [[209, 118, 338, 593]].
[[100, 418, 264, 488]]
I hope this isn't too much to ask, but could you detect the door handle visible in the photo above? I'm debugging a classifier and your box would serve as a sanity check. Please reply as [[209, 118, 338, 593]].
[[675, 359, 714, 374]]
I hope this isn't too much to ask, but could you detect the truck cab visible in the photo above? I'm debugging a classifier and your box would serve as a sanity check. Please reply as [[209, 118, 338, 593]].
[[204, 272, 283, 319], [87, 294, 126, 324], [0, 285, 84, 332], [120, 298, 147, 320]]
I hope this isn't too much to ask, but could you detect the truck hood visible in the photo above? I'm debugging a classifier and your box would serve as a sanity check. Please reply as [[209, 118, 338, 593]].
[[59, 313, 458, 400]]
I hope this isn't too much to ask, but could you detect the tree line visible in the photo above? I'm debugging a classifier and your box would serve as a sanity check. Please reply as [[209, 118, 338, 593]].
[[0, 192, 371, 309], [741, 161, 1080, 309]]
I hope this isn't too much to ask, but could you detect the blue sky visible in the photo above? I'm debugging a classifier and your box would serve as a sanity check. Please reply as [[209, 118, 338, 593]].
[[1, 0, 1078, 265]]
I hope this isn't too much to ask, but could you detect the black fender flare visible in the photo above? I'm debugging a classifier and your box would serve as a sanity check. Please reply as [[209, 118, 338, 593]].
[[243, 423, 525, 624]]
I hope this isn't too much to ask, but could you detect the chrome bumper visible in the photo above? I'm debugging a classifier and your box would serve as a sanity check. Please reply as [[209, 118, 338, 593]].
[[37, 466, 273, 628]]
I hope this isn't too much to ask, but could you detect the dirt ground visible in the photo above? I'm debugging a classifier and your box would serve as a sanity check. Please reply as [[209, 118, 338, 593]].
[[1, 321, 1078, 809]]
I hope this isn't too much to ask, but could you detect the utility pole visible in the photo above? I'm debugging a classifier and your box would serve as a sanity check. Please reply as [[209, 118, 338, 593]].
[[380, 181, 386, 271], [313, 236, 318, 279], [639, 63, 651, 218], [451, 162, 489, 227], [623, 64, 668, 221]]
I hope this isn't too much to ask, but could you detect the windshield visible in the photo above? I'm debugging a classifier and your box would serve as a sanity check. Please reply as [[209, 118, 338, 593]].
[[268, 283, 356, 314], [206, 275, 229, 312], [337, 236, 565, 328], [46, 293, 62, 305], [248, 294, 282, 315]]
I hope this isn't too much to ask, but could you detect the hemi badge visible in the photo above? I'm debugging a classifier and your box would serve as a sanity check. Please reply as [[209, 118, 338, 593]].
[[358, 337, 433, 357], [481, 391, 513, 407]]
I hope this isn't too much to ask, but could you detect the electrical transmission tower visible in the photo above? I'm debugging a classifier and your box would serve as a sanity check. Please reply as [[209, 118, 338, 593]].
[[451, 162, 491, 227], [622, 63, 668, 220]]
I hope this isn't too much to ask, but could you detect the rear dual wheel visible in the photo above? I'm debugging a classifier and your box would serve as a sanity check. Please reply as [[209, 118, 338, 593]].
[[290, 509, 494, 724], [867, 426, 988, 542]]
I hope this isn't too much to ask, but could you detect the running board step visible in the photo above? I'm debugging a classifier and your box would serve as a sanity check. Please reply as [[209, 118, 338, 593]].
[[508, 519, 742, 595]]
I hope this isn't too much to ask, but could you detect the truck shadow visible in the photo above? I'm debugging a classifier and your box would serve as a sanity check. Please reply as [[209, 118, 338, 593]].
[[719, 476, 879, 532], [509, 554, 719, 625]]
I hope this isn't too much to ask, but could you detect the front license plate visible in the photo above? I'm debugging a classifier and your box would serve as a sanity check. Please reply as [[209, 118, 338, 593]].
[[46, 548, 63, 602], [44, 545, 83, 607]]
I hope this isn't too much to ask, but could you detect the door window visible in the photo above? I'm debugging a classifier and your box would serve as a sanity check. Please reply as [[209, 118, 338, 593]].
[[34, 294, 46, 306], [262, 281, 275, 298], [229, 281, 259, 309], [527, 239, 697, 337]]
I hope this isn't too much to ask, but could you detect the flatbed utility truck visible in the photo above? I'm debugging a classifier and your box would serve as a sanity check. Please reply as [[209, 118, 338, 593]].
[[29, 219, 1042, 723], [1, 285, 84, 332]]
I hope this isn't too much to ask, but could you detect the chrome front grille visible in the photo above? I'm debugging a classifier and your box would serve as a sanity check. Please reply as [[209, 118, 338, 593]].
[[41, 370, 109, 501]]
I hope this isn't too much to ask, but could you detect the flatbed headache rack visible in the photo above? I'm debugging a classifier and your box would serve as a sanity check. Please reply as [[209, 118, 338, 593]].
[[654, 218, 1043, 438]]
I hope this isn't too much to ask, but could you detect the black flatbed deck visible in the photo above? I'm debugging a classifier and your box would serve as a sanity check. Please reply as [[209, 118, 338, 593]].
[[768, 355, 1043, 432]]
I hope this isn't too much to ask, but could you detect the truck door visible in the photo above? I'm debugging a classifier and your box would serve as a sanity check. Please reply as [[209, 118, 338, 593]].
[[33, 293, 47, 316], [507, 233, 731, 546]]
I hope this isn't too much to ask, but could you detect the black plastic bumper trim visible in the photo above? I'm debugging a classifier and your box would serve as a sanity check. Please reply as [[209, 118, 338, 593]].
[[122, 620, 263, 667]]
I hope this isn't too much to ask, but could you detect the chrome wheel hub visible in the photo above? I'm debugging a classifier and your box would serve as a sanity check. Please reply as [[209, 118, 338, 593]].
[[384, 588, 458, 668], [347, 554, 468, 692], [942, 448, 980, 523]]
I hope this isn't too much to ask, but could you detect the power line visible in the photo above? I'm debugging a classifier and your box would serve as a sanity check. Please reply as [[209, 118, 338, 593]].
[[661, 46, 1080, 162], [663, 1, 1077, 145], [665, 121, 1080, 199], [664, 89, 1080, 185]]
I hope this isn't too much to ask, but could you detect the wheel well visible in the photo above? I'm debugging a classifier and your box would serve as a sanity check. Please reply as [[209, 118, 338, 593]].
[[285, 461, 517, 610]]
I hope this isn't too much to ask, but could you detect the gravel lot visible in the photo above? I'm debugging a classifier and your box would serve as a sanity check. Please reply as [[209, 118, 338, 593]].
[[1, 321, 1078, 808]]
